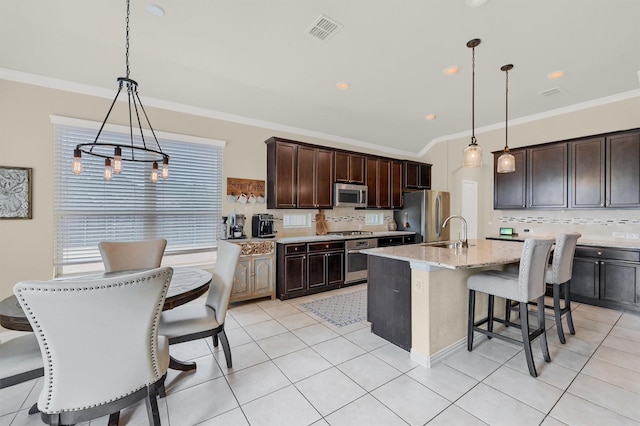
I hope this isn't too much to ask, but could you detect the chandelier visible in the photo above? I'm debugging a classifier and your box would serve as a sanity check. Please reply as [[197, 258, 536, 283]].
[[72, 0, 169, 182]]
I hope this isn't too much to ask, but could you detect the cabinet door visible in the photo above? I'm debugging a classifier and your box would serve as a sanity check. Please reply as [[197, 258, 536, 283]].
[[607, 131, 640, 208], [570, 137, 605, 208], [349, 154, 365, 184], [266, 141, 297, 209], [570, 257, 599, 299], [315, 148, 334, 208], [335, 152, 365, 184], [297, 146, 317, 208], [284, 254, 306, 293], [232, 258, 251, 299], [326, 251, 344, 285], [366, 157, 379, 208], [494, 150, 526, 209], [378, 159, 391, 209], [528, 143, 567, 208], [600, 260, 640, 307], [391, 160, 403, 208], [253, 256, 274, 295], [307, 253, 327, 288], [404, 161, 420, 188], [418, 163, 431, 189]]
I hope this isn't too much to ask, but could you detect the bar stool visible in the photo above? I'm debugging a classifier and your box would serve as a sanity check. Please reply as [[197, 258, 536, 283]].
[[467, 238, 554, 377]]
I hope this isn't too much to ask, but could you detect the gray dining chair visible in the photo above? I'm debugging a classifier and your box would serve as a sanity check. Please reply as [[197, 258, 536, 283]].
[[159, 240, 241, 369], [14, 267, 173, 426], [98, 239, 167, 272], [467, 238, 554, 377]]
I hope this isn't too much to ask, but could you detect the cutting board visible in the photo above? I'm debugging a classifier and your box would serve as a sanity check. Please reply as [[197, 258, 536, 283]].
[[315, 210, 328, 235]]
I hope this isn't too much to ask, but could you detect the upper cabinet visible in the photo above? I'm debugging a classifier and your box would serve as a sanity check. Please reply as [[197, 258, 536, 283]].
[[494, 128, 640, 210], [334, 152, 365, 184], [266, 139, 297, 209], [366, 157, 391, 209], [297, 146, 334, 209], [390, 160, 403, 208], [403, 161, 431, 190]]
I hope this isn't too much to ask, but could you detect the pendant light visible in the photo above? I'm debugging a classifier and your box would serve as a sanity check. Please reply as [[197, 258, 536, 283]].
[[463, 38, 483, 168], [72, 0, 169, 182], [497, 64, 516, 173]]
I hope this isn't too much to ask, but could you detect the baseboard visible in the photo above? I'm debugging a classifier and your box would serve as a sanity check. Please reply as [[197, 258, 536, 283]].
[[410, 332, 488, 368]]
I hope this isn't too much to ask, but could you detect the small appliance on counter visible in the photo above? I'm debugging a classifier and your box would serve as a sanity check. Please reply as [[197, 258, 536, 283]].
[[228, 212, 246, 239], [252, 214, 276, 238]]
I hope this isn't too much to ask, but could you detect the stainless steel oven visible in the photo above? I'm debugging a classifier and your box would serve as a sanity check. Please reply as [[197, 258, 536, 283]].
[[345, 238, 378, 283]]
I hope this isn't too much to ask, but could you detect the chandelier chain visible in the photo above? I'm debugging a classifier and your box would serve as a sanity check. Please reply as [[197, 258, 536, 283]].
[[125, 0, 130, 78]]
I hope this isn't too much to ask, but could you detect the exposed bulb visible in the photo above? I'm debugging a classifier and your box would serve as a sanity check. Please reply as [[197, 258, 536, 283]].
[[113, 147, 123, 174], [161, 157, 169, 179], [72, 148, 83, 175], [104, 158, 113, 181], [151, 161, 159, 183]]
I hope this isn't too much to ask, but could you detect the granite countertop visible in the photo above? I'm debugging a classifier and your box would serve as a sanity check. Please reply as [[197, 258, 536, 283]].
[[486, 235, 640, 250], [362, 239, 527, 270], [276, 231, 415, 244]]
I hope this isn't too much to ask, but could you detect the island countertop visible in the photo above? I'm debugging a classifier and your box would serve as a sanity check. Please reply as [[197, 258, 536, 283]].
[[362, 239, 525, 270]]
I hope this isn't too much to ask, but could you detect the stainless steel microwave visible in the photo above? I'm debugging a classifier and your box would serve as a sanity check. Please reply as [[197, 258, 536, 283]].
[[334, 183, 368, 208]]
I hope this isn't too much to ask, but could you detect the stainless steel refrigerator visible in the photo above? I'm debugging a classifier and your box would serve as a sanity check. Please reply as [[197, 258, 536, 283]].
[[394, 190, 450, 243]]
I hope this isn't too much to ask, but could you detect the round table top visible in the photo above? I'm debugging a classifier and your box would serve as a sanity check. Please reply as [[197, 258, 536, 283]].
[[0, 267, 212, 332]]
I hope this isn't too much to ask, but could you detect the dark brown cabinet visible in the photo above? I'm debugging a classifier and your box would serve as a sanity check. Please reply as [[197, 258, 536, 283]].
[[570, 137, 606, 208], [528, 143, 568, 208], [366, 157, 391, 209], [607, 131, 640, 208], [390, 161, 403, 208], [266, 139, 297, 209], [570, 246, 640, 313], [494, 150, 527, 209], [403, 161, 431, 190], [297, 146, 334, 209], [335, 152, 365, 184], [277, 240, 345, 300]]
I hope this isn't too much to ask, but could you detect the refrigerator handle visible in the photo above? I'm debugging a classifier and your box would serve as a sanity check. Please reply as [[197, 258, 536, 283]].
[[435, 194, 442, 237]]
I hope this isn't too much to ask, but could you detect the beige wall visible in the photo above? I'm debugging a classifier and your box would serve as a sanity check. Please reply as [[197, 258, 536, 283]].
[[1, 77, 639, 303], [421, 96, 640, 241]]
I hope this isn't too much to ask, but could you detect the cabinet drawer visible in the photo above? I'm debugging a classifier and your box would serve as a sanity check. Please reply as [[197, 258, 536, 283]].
[[307, 241, 345, 252], [284, 244, 307, 255], [575, 246, 640, 262]]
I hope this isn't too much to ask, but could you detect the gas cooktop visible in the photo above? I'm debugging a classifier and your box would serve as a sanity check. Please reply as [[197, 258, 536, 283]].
[[327, 230, 374, 236]]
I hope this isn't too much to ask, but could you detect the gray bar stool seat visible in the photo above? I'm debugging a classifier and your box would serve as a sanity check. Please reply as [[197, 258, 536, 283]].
[[467, 238, 554, 377]]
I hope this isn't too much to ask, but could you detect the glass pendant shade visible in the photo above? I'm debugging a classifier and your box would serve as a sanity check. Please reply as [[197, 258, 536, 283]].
[[463, 143, 483, 168], [497, 150, 516, 173]]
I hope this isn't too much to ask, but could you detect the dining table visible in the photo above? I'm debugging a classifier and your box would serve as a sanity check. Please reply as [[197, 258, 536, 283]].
[[0, 266, 212, 371]]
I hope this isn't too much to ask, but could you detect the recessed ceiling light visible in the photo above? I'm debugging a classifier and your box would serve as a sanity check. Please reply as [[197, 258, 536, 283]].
[[548, 70, 565, 80], [146, 4, 165, 17], [336, 82, 350, 90], [443, 66, 459, 75], [465, 0, 489, 8], [425, 114, 437, 120]]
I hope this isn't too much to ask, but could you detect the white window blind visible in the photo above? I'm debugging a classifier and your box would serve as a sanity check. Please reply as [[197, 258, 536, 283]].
[[53, 117, 224, 275]]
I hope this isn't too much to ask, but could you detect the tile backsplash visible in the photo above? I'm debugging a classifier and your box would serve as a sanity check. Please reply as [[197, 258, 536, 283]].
[[270, 208, 395, 237]]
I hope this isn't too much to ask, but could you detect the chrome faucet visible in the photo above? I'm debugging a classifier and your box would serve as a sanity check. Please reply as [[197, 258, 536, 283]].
[[442, 215, 468, 248]]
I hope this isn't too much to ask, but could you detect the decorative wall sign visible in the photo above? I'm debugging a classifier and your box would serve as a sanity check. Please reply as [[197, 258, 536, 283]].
[[0, 166, 32, 219], [226, 178, 266, 203]]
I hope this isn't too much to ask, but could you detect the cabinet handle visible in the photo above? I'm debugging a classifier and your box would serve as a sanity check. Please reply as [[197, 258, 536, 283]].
[[597, 251, 602, 256]]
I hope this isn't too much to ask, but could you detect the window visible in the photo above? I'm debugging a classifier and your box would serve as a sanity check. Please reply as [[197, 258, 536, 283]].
[[52, 116, 224, 276]]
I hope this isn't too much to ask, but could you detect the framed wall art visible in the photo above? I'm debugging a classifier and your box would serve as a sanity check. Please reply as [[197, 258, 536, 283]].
[[0, 166, 32, 219]]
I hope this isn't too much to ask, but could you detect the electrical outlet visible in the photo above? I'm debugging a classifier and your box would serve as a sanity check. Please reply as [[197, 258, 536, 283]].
[[626, 233, 640, 240], [415, 279, 423, 293], [612, 232, 625, 238]]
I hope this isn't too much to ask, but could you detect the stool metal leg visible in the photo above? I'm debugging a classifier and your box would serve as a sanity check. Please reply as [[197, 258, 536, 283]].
[[553, 284, 566, 344], [537, 295, 551, 363], [504, 299, 511, 327], [487, 295, 494, 338], [468, 289, 475, 351], [520, 302, 537, 377]]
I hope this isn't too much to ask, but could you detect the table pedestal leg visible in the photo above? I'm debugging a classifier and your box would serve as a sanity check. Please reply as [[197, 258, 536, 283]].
[[169, 356, 197, 371]]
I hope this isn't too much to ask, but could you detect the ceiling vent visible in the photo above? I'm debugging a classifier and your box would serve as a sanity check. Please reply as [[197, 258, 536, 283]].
[[306, 14, 343, 41], [538, 87, 563, 96]]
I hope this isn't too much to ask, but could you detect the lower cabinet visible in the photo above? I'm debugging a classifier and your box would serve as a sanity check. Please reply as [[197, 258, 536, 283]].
[[230, 241, 276, 303], [377, 234, 416, 247], [367, 255, 412, 351], [277, 241, 345, 300], [570, 246, 640, 312]]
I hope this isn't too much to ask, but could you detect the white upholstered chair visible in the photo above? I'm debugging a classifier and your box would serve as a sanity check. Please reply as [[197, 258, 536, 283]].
[[14, 267, 173, 426], [98, 239, 167, 272], [467, 238, 554, 377], [159, 240, 241, 369], [0, 334, 44, 389]]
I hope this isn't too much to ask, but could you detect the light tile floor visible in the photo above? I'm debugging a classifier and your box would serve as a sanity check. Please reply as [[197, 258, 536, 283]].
[[2, 283, 640, 426]]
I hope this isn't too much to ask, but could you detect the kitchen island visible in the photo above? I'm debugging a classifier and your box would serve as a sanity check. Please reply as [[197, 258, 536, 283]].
[[363, 239, 524, 367]]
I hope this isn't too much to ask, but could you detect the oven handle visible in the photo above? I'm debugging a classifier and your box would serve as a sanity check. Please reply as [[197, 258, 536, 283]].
[[347, 249, 368, 254]]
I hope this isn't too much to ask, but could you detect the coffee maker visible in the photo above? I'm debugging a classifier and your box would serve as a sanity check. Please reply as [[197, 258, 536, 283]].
[[228, 212, 246, 239]]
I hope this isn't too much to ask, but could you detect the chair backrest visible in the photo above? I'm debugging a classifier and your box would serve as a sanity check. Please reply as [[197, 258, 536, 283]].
[[98, 239, 167, 272], [206, 240, 242, 324], [517, 238, 554, 301], [14, 267, 173, 415], [549, 233, 582, 284]]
